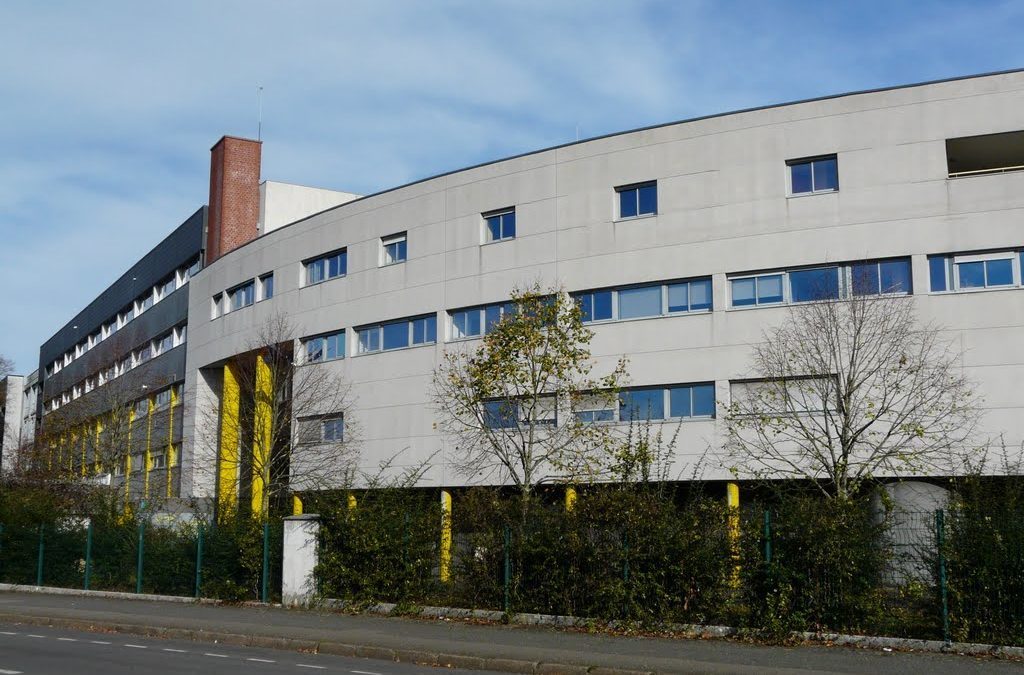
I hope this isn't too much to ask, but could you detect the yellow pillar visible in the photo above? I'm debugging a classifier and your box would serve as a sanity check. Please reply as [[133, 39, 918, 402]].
[[167, 386, 178, 499], [93, 418, 103, 475], [347, 493, 358, 512], [565, 485, 577, 512], [125, 408, 135, 511], [251, 354, 273, 520], [440, 489, 453, 583], [218, 363, 241, 519], [80, 427, 87, 478], [726, 482, 741, 586], [144, 397, 154, 501], [291, 495, 303, 516]]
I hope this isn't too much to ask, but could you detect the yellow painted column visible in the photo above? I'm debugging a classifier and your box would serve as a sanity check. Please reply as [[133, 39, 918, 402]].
[[125, 409, 135, 511], [565, 485, 577, 512], [251, 354, 273, 520], [218, 363, 241, 519], [440, 489, 453, 583], [144, 397, 154, 501], [347, 493, 358, 512], [726, 482, 741, 586], [167, 387, 178, 499], [93, 418, 103, 475], [80, 427, 87, 478], [291, 495, 303, 516]]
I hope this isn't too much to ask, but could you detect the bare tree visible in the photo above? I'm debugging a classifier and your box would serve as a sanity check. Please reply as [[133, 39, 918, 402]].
[[724, 292, 979, 499], [432, 284, 627, 507], [199, 313, 360, 520], [0, 354, 13, 378]]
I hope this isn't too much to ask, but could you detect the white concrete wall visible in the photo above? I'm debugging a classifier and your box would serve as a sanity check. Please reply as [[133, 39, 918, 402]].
[[258, 181, 360, 236], [1, 375, 25, 474], [182, 71, 1024, 498], [281, 515, 320, 606]]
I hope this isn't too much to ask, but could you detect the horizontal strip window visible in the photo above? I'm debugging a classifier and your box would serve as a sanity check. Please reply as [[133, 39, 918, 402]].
[[305, 249, 347, 286], [730, 258, 911, 308], [483, 397, 557, 429], [450, 301, 515, 339], [228, 280, 255, 312], [573, 277, 712, 324], [297, 414, 345, 444], [303, 330, 345, 363], [575, 383, 716, 424], [356, 314, 437, 354], [929, 250, 1024, 292]]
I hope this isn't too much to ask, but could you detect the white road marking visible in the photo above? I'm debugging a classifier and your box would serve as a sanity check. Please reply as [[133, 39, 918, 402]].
[[247, 658, 276, 663], [26, 634, 44, 638], [57, 637, 78, 642], [0, 631, 17, 635], [350, 671, 381, 675], [204, 653, 229, 658], [0, 668, 23, 674], [124, 644, 148, 649], [296, 666, 326, 670], [163, 648, 188, 653], [90, 640, 111, 645]]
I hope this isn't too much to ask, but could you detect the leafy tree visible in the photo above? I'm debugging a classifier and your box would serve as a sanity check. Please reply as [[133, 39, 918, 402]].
[[725, 292, 979, 499]]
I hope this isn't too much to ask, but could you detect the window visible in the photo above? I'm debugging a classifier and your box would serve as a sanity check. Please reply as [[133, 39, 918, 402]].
[[135, 345, 152, 365], [852, 259, 913, 296], [930, 251, 1022, 292], [574, 278, 713, 324], [575, 395, 616, 423], [789, 267, 840, 303], [228, 281, 255, 311], [133, 399, 149, 418], [258, 273, 274, 301], [614, 383, 716, 423], [357, 314, 436, 354], [187, 258, 202, 278], [788, 155, 838, 195], [158, 277, 176, 300], [304, 330, 345, 363], [171, 383, 183, 405], [322, 416, 344, 442], [731, 258, 912, 308], [211, 294, 223, 319], [450, 302, 515, 339], [119, 306, 134, 327], [619, 388, 664, 421], [483, 400, 519, 429], [381, 232, 407, 266], [136, 291, 154, 314], [305, 250, 347, 285], [174, 325, 187, 346], [153, 332, 173, 356], [154, 389, 172, 410], [946, 130, 1024, 177], [616, 181, 657, 219], [484, 209, 516, 243], [151, 454, 167, 470]]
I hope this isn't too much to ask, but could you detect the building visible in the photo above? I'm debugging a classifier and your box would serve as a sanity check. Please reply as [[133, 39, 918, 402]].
[[1, 374, 25, 474], [32, 69, 1024, 515]]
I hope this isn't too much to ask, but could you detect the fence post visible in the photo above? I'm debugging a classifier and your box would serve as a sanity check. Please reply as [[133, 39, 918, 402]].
[[261, 522, 270, 604], [135, 520, 145, 594], [35, 525, 44, 586], [503, 525, 511, 615], [83, 521, 93, 591], [763, 510, 772, 564], [194, 524, 204, 599], [935, 509, 950, 645]]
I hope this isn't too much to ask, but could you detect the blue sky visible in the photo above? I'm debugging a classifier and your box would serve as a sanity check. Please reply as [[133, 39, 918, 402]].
[[1, 0, 1022, 373]]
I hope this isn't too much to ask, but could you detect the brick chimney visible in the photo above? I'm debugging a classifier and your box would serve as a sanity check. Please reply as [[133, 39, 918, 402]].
[[206, 136, 262, 264]]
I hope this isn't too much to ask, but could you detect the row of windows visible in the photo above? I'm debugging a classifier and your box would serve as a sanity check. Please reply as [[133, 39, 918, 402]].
[[929, 251, 1024, 292], [211, 273, 273, 319], [48, 257, 200, 377], [111, 442, 181, 476], [46, 326, 186, 413], [297, 414, 345, 444], [729, 258, 912, 307], [574, 277, 712, 323]]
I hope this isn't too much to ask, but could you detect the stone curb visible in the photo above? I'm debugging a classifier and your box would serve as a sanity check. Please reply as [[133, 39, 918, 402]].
[[3, 585, 1024, 667]]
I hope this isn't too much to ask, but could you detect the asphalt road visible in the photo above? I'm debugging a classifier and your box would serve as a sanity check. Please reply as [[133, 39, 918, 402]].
[[0, 622, 496, 675]]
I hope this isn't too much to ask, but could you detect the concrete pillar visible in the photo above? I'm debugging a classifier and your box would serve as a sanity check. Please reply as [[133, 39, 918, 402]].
[[282, 514, 320, 607], [251, 353, 273, 519], [565, 485, 577, 512], [440, 489, 452, 582]]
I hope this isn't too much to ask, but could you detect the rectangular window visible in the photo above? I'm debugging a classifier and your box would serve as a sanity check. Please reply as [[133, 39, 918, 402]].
[[381, 232, 407, 266], [411, 315, 437, 345], [667, 278, 712, 312], [789, 267, 840, 303], [616, 181, 657, 219], [211, 293, 223, 319], [931, 251, 1023, 292], [617, 285, 662, 319], [136, 291, 154, 314], [322, 416, 344, 442], [382, 320, 409, 350], [158, 277, 176, 300], [731, 274, 784, 307], [946, 130, 1024, 177], [154, 389, 172, 410], [788, 155, 839, 195], [852, 259, 913, 296], [576, 290, 614, 323], [619, 388, 665, 422], [451, 302, 515, 339], [228, 281, 255, 311], [668, 383, 716, 418], [152, 454, 167, 470], [153, 333, 173, 356], [484, 208, 516, 242], [483, 400, 518, 429], [358, 314, 436, 353], [305, 249, 347, 285], [731, 258, 912, 308], [133, 399, 149, 418], [304, 330, 345, 363], [575, 278, 713, 324], [358, 326, 380, 354], [258, 273, 274, 301]]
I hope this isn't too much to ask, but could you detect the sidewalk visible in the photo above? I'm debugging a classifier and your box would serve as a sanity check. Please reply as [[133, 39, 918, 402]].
[[0, 588, 1019, 675]]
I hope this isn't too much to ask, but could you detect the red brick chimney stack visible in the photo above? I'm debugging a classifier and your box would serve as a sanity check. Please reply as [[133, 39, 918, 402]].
[[206, 136, 262, 264]]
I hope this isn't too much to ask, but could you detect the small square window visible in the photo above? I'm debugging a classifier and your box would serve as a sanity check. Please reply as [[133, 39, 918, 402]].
[[484, 209, 516, 243], [259, 273, 274, 301], [381, 232, 407, 266], [322, 417, 344, 442], [788, 156, 838, 195], [359, 326, 381, 353], [616, 182, 657, 219], [483, 400, 518, 429]]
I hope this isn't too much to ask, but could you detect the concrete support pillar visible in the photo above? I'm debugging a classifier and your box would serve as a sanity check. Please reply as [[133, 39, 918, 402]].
[[252, 353, 273, 519], [282, 514, 319, 607], [292, 495, 303, 516], [726, 482, 740, 586], [218, 363, 241, 519], [440, 489, 452, 583]]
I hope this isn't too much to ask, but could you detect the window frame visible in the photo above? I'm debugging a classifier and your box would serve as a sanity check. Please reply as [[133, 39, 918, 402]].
[[356, 313, 437, 355], [303, 249, 347, 287], [302, 329, 346, 364], [612, 383, 717, 424], [930, 250, 1023, 293], [227, 280, 256, 312], [729, 258, 913, 309], [258, 272, 274, 301], [787, 154, 839, 196], [614, 181, 658, 221], [380, 232, 408, 266], [574, 277, 714, 324], [483, 208, 516, 244], [448, 301, 515, 341]]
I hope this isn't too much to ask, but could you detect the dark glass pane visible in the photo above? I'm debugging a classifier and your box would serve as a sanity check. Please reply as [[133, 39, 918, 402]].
[[638, 183, 657, 215], [466, 309, 482, 336], [593, 290, 613, 320], [424, 315, 437, 342], [618, 285, 661, 319], [986, 258, 1013, 286], [731, 278, 756, 306], [851, 262, 880, 296], [619, 188, 637, 218], [576, 294, 593, 323], [452, 311, 469, 338], [503, 212, 516, 238], [359, 327, 379, 353], [957, 261, 985, 288], [757, 275, 785, 304], [929, 256, 948, 292], [667, 283, 689, 312], [382, 321, 409, 350], [306, 338, 323, 363], [486, 216, 502, 242], [397, 239, 407, 261], [790, 267, 839, 302], [790, 162, 813, 194], [813, 157, 838, 191], [692, 384, 716, 417], [328, 255, 342, 278], [485, 304, 503, 332], [620, 389, 664, 421], [484, 400, 517, 429], [669, 386, 692, 418], [690, 278, 712, 310], [879, 259, 912, 294], [326, 333, 343, 359]]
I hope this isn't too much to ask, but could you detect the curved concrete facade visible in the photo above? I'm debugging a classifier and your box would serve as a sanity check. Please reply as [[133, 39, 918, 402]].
[[181, 70, 1024, 500]]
